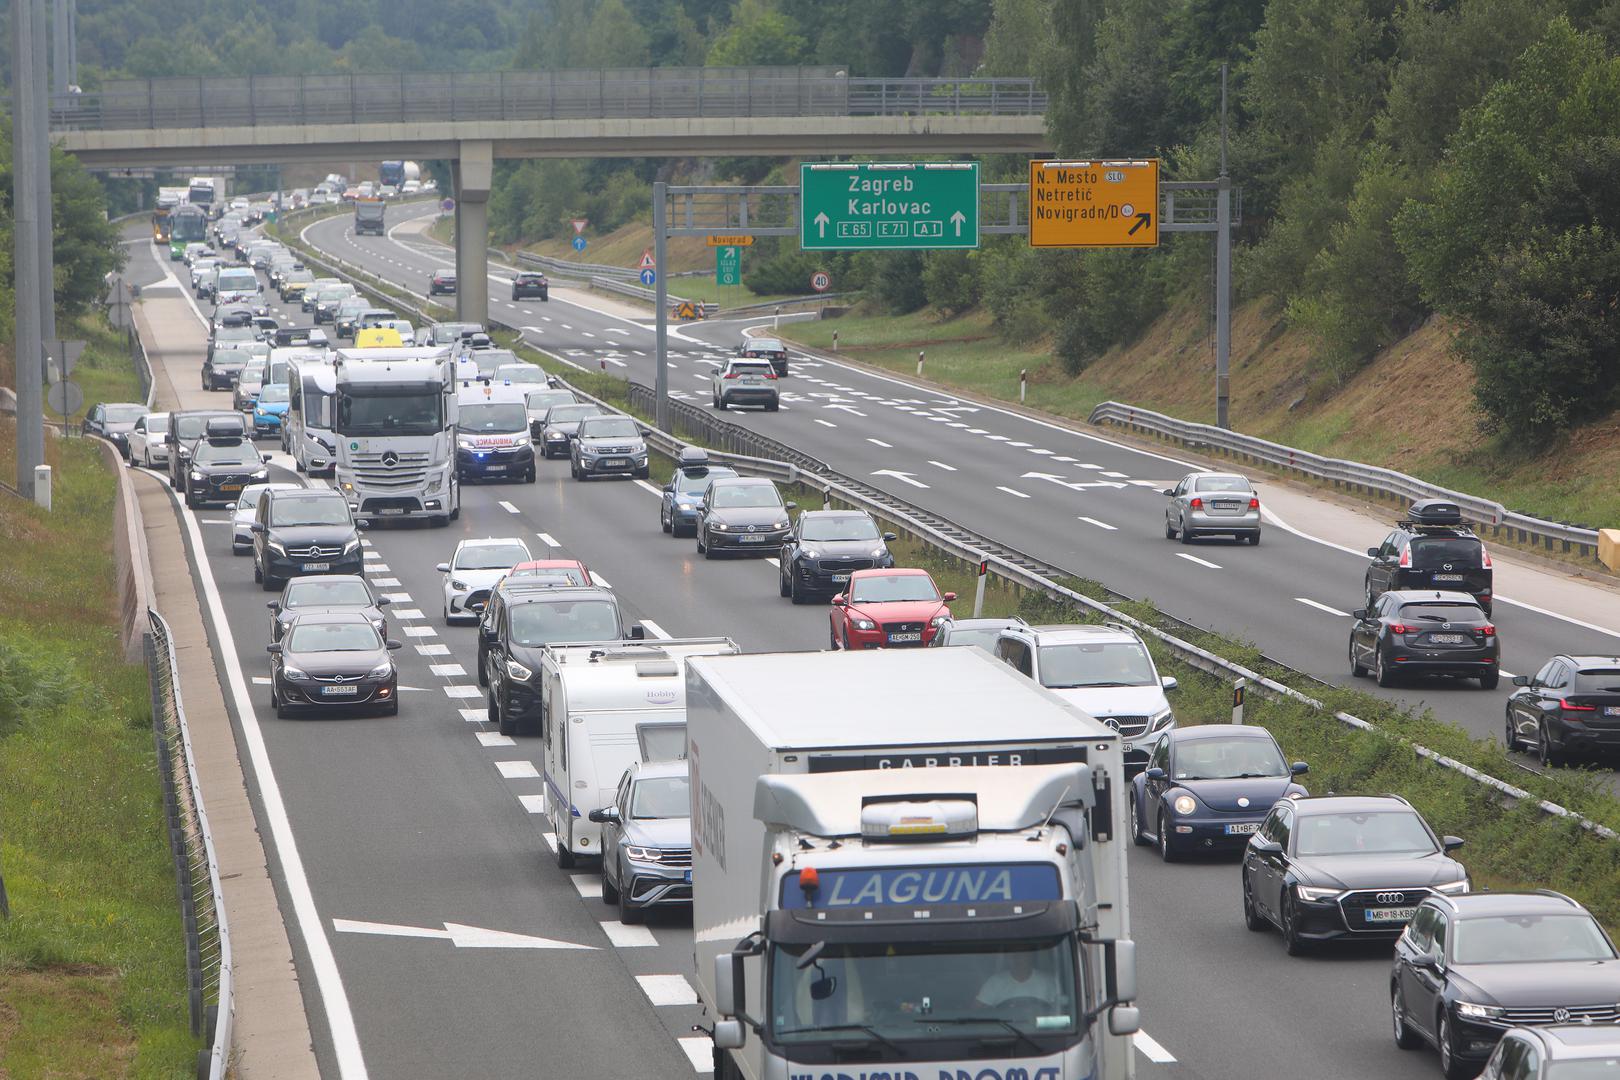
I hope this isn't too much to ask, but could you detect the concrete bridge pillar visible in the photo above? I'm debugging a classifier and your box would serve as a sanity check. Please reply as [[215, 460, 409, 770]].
[[452, 140, 493, 327]]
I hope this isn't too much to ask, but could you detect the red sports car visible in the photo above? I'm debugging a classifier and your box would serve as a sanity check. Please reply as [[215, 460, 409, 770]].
[[829, 568, 955, 650]]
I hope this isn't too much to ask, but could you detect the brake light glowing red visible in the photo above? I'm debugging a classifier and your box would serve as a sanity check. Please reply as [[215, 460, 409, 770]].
[[1481, 545, 1493, 569], [1478, 625, 1495, 636], [1389, 623, 1414, 634], [1398, 547, 1411, 568], [1189, 497, 1203, 509], [1249, 497, 1260, 509], [723, 373, 740, 379], [1561, 699, 1597, 712]]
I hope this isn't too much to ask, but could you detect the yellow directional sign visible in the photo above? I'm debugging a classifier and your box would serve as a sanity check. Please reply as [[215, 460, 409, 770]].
[[1028, 160, 1160, 248], [705, 235, 755, 247], [675, 301, 699, 320]]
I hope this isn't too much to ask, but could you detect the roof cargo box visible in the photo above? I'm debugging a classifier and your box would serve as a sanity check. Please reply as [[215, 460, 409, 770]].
[[1408, 499, 1463, 526]]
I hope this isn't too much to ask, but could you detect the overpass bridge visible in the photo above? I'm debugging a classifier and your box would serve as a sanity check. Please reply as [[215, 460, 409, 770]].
[[54, 66, 1049, 322]]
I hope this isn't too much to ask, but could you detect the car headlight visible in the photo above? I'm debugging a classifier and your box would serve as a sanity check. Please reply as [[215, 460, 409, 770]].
[[505, 659, 532, 682], [871, 548, 887, 558], [579, 444, 599, 456], [1435, 880, 1471, 895], [711, 522, 728, 532], [282, 666, 309, 681], [251, 469, 269, 481], [514, 436, 530, 447], [450, 579, 470, 591], [853, 618, 876, 631], [545, 431, 565, 441], [456, 436, 474, 449], [372, 618, 386, 634], [1455, 1001, 1505, 1021], [1148, 707, 1175, 731], [367, 661, 393, 679], [773, 519, 789, 530], [425, 476, 442, 493], [342, 538, 360, 554], [1173, 794, 1198, 816], [624, 845, 662, 863], [267, 540, 286, 555], [190, 471, 204, 482], [930, 614, 949, 627], [1293, 885, 1339, 902]]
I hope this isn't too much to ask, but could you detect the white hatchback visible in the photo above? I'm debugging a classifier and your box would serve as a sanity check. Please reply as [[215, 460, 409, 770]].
[[437, 537, 534, 625]]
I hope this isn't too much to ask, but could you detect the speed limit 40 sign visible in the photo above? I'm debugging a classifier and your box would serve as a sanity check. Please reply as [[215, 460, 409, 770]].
[[810, 270, 831, 293]]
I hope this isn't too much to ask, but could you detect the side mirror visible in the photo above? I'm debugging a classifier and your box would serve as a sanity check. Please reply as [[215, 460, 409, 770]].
[[266, 643, 283, 654], [784, 501, 797, 510], [1366, 547, 1381, 558], [386, 640, 403, 651], [1111, 939, 1137, 1002], [250, 521, 266, 533], [267, 601, 280, 612], [831, 594, 846, 606], [263, 453, 272, 463], [376, 596, 392, 606], [1161, 489, 1176, 497], [712, 1019, 745, 1052], [1248, 838, 1282, 856], [1511, 674, 1530, 686], [942, 592, 957, 602], [881, 532, 897, 542], [435, 562, 450, 573], [1161, 676, 1178, 691], [1350, 608, 1367, 620], [1291, 761, 1310, 776], [1441, 835, 1465, 852], [1144, 767, 1167, 781], [1108, 1006, 1141, 1038], [587, 807, 619, 824], [713, 953, 739, 1017], [628, 625, 646, 641]]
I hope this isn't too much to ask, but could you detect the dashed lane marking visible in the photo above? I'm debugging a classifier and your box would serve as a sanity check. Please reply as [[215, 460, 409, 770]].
[[1079, 517, 1117, 531], [518, 794, 546, 814], [678, 1037, 713, 1073], [640, 620, 671, 640], [814, 419, 837, 428], [599, 921, 658, 948], [633, 479, 662, 497], [867, 438, 892, 448], [430, 663, 466, 677], [496, 760, 539, 779], [1102, 471, 1130, 479], [996, 486, 1030, 499], [637, 974, 699, 1007], [1295, 597, 1350, 617], [590, 572, 613, 589], [444, 685, 482, 699], [402, 625, 435, 637], [476, 732, 516, 748], [416, 644, 451, 657], [392, 608, 425, 620], [1176, 553, 1223, 570], [382, 592, 411, 602], [460, 708, 486, 722], [571, 876, 602, 899], [537, 532, 561, 547], [1134, 1032, 1177, 1064], [370, 577, 402, 588], [499, 500, 520, 514], [364, 563, 391, 573], [927, 460, 957, 471]]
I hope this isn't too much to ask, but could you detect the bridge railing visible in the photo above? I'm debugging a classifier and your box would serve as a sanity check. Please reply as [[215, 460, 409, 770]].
[[51, 69, 1046, 131]]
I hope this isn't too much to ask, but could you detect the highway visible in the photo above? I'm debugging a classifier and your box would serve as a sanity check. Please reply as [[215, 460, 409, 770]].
[[303, 202, 1620, 771], [129, 222, 1459, 1080]]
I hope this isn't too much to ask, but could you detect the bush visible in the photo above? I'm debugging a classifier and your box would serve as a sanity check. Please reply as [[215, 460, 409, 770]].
[[921, 250, 979, 315], [866, 251, 929, 315]]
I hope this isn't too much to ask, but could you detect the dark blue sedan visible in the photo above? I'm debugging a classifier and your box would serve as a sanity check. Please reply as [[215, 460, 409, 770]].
[[1130, 725, 1309, 861]]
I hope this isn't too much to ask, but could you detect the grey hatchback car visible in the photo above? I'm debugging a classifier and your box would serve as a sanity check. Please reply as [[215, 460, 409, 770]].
[[694, 476, 795, 558], [589, 759, 692, 924], [1163, 471, 1261, 545]]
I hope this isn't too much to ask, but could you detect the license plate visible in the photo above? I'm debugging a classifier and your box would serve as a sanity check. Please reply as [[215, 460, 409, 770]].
[[1366, 906, 1417, 923], [739, 535, 766, 543], [1123, 742, 1135, 754], [888, 632, 922, 643], [1606, 707, 1620, 717], [1214, 500, 1239, 509], [220, 484, 243, 492], [602, 459, 627, 467], [301, 562, 330, 572], [831, 574, 850, 583], [484, 464, 506, 472], [1431, 634, 1467, 644], [377, 508, 406, 515], [320, 685, 359, 696], [1225, 822, 1261, 835], [1433, 574, 1465, 582]]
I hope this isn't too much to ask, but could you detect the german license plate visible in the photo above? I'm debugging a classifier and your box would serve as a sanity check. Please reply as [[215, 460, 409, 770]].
[[888, 632, 922, 643], [221, 484, 243, 492], [1226, 822, 1261, 835], [1434, 574, 1465, 582], [1432, 634, 1467, 644], [1366, 906, 1417, 923], [739, 535, 765, 543], [831, 574, 850, 583], [320, 685, 359, 696], [301, 562, 330, 572]]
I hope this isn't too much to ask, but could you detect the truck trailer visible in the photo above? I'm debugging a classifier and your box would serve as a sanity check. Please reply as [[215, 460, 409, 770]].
[[687, 647, 1140, 1080]]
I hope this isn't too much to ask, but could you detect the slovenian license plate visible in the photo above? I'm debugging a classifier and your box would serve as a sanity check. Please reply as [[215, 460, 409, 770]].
[[1226, 822, 1261, 835], [1366, 906, 1417, 923], [301, 562, 330, 572], [1431, 633, 1467, 644], [740, 535, 765, 543], [221, 484, 243, 492], [1434, 574, 1465, 582], [321, 685, 359, 696], [889, 632, 922, 643], [831, 574, 850, 583]]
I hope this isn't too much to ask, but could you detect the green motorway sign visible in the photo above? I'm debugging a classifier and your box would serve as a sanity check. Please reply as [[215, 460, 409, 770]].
[[800, 162, 979, 251], [716, 245, 741, 286]]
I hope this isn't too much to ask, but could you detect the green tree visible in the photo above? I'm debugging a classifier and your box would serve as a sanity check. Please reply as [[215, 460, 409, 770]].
[[707, 0, 808, 67], [581, 0, 651, 67]]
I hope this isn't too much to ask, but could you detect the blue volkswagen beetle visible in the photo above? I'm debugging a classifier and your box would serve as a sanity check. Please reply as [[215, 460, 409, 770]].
[[1130, 725, 1309, 861]]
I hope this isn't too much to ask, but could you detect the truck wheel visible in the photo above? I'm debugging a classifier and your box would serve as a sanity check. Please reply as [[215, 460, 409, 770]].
[[555, 837, 576, 870]]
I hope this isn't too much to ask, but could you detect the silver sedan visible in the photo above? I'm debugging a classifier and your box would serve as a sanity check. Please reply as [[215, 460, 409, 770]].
[[1162, 472, 1261, 544]]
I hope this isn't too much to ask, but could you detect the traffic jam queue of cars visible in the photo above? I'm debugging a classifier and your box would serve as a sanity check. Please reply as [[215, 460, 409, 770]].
[[103, 212, 1620, 1080]]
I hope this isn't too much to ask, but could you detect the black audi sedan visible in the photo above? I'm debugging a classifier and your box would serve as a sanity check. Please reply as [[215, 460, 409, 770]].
[[267, 611, 402, 717], [1349, 589, 1499, 689], [1241, 794, 1468, 955], [1391, 891, 1620, 1079], [250, 487, 363, 593], [777, 510, 897, 603], [268, 575, 390, 643], [184, 434, 270, 509]]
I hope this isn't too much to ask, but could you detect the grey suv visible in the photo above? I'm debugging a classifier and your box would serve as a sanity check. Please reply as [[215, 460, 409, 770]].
[[570, 414, 649, 481], [589, 759, 692, 923]]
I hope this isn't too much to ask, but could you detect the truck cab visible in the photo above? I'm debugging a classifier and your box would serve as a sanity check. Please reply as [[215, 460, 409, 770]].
[[332, 348, 459, 524]]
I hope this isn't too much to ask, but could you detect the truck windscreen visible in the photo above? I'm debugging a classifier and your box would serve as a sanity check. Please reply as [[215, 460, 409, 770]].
[[335, 389, 442, 436]]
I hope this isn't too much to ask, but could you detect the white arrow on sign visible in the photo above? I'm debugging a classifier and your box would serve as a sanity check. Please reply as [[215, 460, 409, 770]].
[[950, 210, 966, 237], [333, 918, 597, 951], [872, 469, 929, 489], [814, 211, 830, 238]]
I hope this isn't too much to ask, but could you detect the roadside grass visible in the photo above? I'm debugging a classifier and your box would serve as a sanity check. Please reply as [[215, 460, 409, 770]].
[[73, 313, 147, 417], [0, 427, 200, 1076]]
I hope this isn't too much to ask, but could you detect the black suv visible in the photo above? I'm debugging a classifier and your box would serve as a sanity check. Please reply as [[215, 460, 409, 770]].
[[1505, 655, 1620, 766], [511, 271, 549, 301], [481, 587, 640, 736], [1240, 794, 1468, 956], [250, 487, 363, 592], [1349, 590, 1499, 689], [778, 510, 897, 603], [1366, 500, 1493, 614], [183, 428, 269, 508], [1391, 890, 1620, 1079], [166, 409, 249, 490]]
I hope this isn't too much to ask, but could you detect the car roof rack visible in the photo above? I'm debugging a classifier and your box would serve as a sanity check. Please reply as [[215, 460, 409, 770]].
[[1399, 498, 1472, 532]]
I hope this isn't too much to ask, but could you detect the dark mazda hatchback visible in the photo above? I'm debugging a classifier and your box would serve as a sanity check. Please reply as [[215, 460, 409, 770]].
[[1349, 590, 1499, 689], [267, 611, 402, 717]]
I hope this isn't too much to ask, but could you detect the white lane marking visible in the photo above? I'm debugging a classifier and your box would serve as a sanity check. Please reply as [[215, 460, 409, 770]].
[[496, 760, 539, 779], [1102, 471, 1130, 479], [1027, 448, 1054, 455], [966, 428, 987, 434], [537, 532, 561, 548], [381, 592, 411, 602], [640, 619, 672, 640], [541, 832, 559, 852], [1295, 597, 1351, 617], [765, 557, 779, 568], [251, 676, 272, 685], [581, 331, 595, 338], [363, 549, 383, 560], [1129, 479, 1161, 488], [633, 479, 662, 497], [678, 1037, 713, 1073], [332, 918, 594, 951], [430, 663, 466, 677], [590, 572, 613, 589], [637, 974, 700, 1007], [1078, 463, 1104, 470], [444, 685, 482, 699], [1008, 440, 1031, 448], [416, 644, 451, 657], [460, 708, 486, 722], [476, 732, 516, 748], [814, 419, 837, 428], [866, 438, 893, 448], [364, 563, 391, 573], [160, 480, 371, 1078], [1053, 455, 1077, 463], [402, 625, 436, 637], [392, 608, 425, 620], [561, 323, 573, 330], [370, 577, 402, 588], [571, 876, 603, 899], [600, 921, 659, 948], [518, 794, 546, 814], [985, 434, 1009, 441], [499, 500, 520, 514], [873, 469, 929, 489], [1134, 1031, 1177, 1064], [1079, 517, 1117, 531], [927, 460, 957, 471], [542, 316, 553, 322], [1176, 553, 1222, 569], [996, 486, 1030, 499]]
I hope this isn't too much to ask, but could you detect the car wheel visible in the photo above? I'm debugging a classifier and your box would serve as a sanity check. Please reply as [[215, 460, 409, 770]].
[[1539, 723, 1565, 768], [1157, 816, 1180, 863], [789, 572, 806, 606], [661, 509, 672, 535], [1164, 519, 1176, 540], [231, 542, 248, 556], [496, 694, 517, 738], [525, 466, 536, 483], [1248, 531, 1261, 546], [619, 891, 644, 924], [1478, 670, 1499, 690], [476, 649, 488, 688], [695, 528, 706, 555], [1280, 895, 1309, 956], [1130, 790, 1151, 847], [1242, 875, 1268, 932], [765, 401, 779, 412], [716, 396, 727, 411], [779, 562, 792, 598], [1349, 639, 1368, 678], [1391, 985, 1422, 1050], [1375, 648, 1398, 688], [601, 857, 620, 904], [1178, 518, 1193, 544], [829, 624, 840, 651], [1438, 1012, 1472, 1080]]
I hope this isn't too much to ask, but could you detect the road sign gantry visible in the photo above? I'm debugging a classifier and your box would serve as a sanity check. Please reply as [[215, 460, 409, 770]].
[[800, 162, 979, 251]]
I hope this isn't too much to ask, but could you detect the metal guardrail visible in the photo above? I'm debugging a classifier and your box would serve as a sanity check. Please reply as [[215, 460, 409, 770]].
[[147, 610, 233, 1080], [53, 71, 1045, 131], [1089, 401, 1604, 558], [517, 250, 637, 281]]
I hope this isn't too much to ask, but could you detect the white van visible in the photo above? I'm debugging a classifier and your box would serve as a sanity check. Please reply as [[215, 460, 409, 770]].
[[540, 637, 738, 868]]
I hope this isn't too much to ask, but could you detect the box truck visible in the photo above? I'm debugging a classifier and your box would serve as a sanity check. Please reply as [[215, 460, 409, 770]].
[[688, 648, 1139, 1080]]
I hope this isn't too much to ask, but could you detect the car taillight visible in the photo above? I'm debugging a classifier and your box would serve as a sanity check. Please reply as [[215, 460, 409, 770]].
[[1481, 545, 1493, 569], [1389, 623, 1414, 634], [1249, 497, 1260, 509], [1398, 547, 1411, 568], [1561, 699, 1597, 712], [1189, 497, 1203, 509], [723, 373, 740, 379], [1477, 625, 1495, 636], [762, 372, 778, 380]]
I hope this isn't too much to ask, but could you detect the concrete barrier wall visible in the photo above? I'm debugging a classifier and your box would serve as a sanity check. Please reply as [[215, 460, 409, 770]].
[[96, 437, 155, 662]]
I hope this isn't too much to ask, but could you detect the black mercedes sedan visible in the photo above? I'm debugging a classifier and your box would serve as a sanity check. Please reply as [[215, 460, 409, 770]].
[[267, 611, 401, 718], [1391, 890, 1620, 1078], [1349, 589, 1500, 689], [1241, 794, 1469, 955], [778, 510, 897, 603], [268, 575, 391, 643]]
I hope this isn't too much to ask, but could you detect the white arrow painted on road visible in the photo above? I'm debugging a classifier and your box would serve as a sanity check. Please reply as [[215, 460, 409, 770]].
[[950, 210, 966, 237], [872, 469, 930, 489], [814, 211, 830, 238], [1023, 471, 1129, 492], [825, 404, 868, 416], [333, 918, 597, 951]]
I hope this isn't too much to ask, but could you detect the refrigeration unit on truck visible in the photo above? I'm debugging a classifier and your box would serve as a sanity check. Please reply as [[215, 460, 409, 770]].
[[688, 647, 1140, 1080], [539, 637, 740, 868], [332, 348, 459, 524], [354, 197, 386, 236]]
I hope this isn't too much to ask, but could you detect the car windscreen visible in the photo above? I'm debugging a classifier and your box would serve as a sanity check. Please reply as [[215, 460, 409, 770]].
[[1193, 475, 1252, 493], [1173, 736, 1287, 780], [508, 600, 621, 646], [675, 468, 734, 494], [287, 622, 379, 653], [236, 484, 287, 509], [545, 405, 601, 424], [1409, 537, 1483, 569], [176, 415, 236, 439], [193, 441, 253, 464], [849, 574, 939, 604], [105, 405, 148, 423], [239, 363, 267, 384], [456, 543, 530, 570], [728, 362, 775, 378], [1036, 642, 1155, 688], [146, 415, 170, 434], [335, 389, 442, 437], [1394, 602, 1484, 622], [498, 367, 544, 383], [1574, 669, 1620, 693], [746, 338, 784, 352], [526, 390, 574, 411], [1547, 1060, 1620, 1079], [285, 580, 373, 608], [579, 418, 639, 439], [216, 270, 257, 292], [943, 627, 1008, 654], [630, 776, 690, 819], [1293, 811, 1437, 856], [472, 350, 518, 375], [213, 326, 256, 343], [270, 496, 351, 527], [1452, 914, 1617, 965], [459, 404, 527, 432], [801, 515, 880, 542], [509, 567, 590, 586], [709, 484, 782, 509], [258, 384, 289, 403]]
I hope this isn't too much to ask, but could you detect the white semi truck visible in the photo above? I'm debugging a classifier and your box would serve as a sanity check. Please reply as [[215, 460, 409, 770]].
[[688, 648, 1139, 1080], [332, 348, 460, 524]]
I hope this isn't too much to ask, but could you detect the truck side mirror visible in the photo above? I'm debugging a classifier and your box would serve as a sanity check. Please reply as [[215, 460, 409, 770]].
[[1111, 939, 1137, 1002], [713, 953, 739, 1017], [712, 1019, 745, 1051], [1109, 1006, 1141, 1037]]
